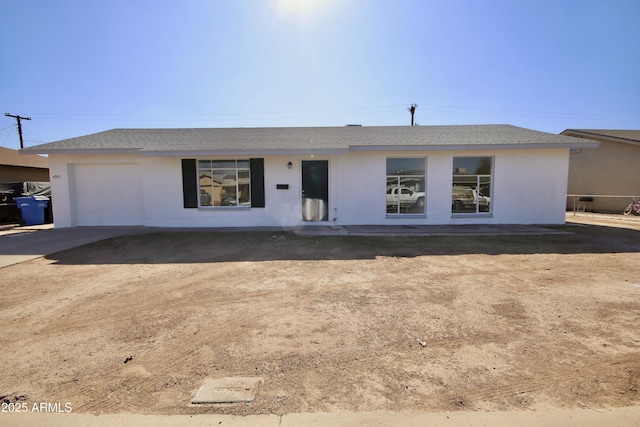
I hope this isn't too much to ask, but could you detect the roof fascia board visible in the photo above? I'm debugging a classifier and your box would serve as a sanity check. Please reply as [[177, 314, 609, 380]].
[[0, 164, 48, 169], [561, 130, 640, 147], [348, 142, 599, 151], [22, 143, 599, 155], [139, 148, 349, 156], [20, 148, 141, 155]]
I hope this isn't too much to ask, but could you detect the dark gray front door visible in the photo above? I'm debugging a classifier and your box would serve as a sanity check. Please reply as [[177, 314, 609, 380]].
[[301, 160, 329, 221]]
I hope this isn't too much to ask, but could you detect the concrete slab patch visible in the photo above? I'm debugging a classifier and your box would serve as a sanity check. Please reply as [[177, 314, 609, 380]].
[[294, 224, 572, 237], [191, 377, 263, 404]]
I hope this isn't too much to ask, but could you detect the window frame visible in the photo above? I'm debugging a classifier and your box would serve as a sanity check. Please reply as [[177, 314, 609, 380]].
[[452, 156, 493, 215], [197, 159, 252, 208], [386, 157, 427, 217]]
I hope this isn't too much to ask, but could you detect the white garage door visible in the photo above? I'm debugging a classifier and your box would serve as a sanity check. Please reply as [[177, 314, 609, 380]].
[[73, 163, 144, 226]]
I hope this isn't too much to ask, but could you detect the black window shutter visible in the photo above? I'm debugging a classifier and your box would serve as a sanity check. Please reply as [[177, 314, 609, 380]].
[[181, 159, 198, 208], [250, 158, 265, 208]]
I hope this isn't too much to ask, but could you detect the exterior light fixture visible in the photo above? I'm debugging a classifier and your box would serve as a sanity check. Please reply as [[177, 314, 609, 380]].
[[287, 161, 293, 169]]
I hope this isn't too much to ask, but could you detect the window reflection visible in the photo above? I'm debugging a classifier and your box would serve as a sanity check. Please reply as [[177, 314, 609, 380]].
[[452, 157, 492, 214], [386, 158, 426, 214], [198, 160, 251, 207]]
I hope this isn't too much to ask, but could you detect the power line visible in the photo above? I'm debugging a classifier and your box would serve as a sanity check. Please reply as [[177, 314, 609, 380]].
[[22, 127, 47, 144], [9, 104, 638, 135], [27, 103, 639, 123], [28, 104, 406, 118], [416, 102, 640, 120]]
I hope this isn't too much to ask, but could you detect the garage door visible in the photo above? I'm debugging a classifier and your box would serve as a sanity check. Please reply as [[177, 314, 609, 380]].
[[73, 163, 144, 226]]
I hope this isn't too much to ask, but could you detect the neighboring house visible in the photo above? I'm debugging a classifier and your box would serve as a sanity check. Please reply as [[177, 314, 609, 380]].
[[23, 125, 596, 228], [0, 146, 49, 182], [561, 129, 640, 213]]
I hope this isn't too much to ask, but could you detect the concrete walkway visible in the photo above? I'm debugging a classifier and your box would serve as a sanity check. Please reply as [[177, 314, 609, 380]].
[[3, 407, 640, 426]]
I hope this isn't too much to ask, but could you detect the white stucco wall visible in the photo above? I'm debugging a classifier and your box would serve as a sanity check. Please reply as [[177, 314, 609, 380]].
[[332, 149, 568, 225], [491, 148, 569, 224], [47, 147, 569, 228]]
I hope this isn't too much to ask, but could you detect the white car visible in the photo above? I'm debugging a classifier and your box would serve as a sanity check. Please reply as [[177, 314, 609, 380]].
[[387, 187, 425, 208], [452, 186, 490, 212]]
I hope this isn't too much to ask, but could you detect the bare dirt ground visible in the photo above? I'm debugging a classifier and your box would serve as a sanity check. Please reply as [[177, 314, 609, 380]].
[[1, 215, 639, 416]]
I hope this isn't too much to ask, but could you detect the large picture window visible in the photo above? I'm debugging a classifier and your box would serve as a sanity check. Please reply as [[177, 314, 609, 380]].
[[198, 160, 251, 207], [452, 157, 492, 214], [386, 158, 426, 214]]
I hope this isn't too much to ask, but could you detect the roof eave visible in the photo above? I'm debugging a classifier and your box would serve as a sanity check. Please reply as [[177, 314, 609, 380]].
[[561, 130, 640, 147], [21, 148, 142, 155], [139, 148, 349, 156], [349, 142, 599, 151], [24, 143, 598, 156], [0, 163, 48, 169]]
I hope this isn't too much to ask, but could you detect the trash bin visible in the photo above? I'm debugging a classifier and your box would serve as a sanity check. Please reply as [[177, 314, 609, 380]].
[[15, 196, 50, 226]]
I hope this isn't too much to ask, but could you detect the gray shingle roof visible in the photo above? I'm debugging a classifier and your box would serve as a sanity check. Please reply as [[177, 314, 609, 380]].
[[23, 125, 596, 155]]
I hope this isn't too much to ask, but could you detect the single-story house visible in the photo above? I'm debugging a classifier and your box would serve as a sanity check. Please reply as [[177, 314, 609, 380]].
[[23, 125, 597, 228], [0, 146, 49, 182], [562, 129, 640, 213]]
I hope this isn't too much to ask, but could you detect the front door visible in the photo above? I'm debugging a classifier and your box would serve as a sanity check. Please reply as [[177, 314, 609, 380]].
[[301, 160, 329, 221]]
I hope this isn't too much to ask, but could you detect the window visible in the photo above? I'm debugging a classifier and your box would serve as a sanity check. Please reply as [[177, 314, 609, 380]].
[[386, 158, 426, 214], [198, 160, 251, 207], [452, 157, 492, 214]]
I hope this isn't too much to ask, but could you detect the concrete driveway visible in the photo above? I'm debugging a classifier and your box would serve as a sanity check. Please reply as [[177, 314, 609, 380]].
[[0, 225, 151, 268]]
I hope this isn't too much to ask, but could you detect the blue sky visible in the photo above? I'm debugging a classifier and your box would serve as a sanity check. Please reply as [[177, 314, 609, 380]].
[[1, 0, 639, 149]]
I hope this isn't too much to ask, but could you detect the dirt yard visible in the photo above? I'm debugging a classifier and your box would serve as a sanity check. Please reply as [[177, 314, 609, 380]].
[[1, 216, 639, 415]]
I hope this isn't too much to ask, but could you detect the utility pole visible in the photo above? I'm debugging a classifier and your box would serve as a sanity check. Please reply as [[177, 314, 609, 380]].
[[5, 113, 31, 149], [408, 104, 417, 126]]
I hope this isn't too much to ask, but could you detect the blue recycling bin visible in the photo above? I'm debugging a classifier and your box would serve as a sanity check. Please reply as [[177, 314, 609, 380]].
[[15, 196, 50, 226]]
